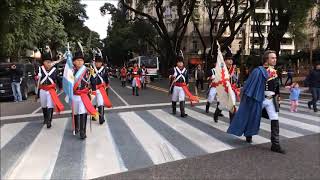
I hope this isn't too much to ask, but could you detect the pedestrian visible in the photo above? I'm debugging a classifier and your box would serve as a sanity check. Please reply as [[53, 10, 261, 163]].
[[9, 63, 23, 102], [91, 51, 112, 124], [169, 51, 199, 118], [129, 63, 142, 96], [227, 50, 286, 154], [195, 64, 205, 91], [205, 64, 217, 115], [120, 65, 127, 87], [285, 82, 301, 112], [306, 61, 320, 112], [71, 44, 98, 139], [285, 66, 294, 86], [35, 47, 64, 128], [140, 64, 148, 89]]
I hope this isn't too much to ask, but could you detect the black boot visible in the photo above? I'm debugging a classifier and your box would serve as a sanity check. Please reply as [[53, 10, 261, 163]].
[[229, 107, 237, 124], [42, 108, 48, 124], [213, 108, 221, 123], [172, 101, 177, 114], [98, 106, 105, 124], [47, 108, 54, 128], [246, 136, 252, 143], [79, 114, 87, 139], [136, 87, 139, 96], [307, 101, 312, 109], [74, 115, 79, 134], [180, 101, 188, 117], [92, 106, 97, 121], [216, 102, 224, 117], [132, 87, 135, 96], [271, 120, 286, 154], [205, 102, 210, 113]]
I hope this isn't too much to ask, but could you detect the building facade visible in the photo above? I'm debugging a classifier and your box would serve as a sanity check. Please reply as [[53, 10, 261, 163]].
[[126, 0, 298, 65]]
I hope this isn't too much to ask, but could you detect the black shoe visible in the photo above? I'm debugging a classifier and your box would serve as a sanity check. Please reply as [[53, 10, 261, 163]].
[[172, 101, 176, 115], [213, 108, 221, 123], [246, 136, 252, 143], [271, 144, 286, 154], [80, 114, 87, 139], [180, 101, 188, 118], [271, 120, 286, 154], [42, 108, 48, 124], [308, 102, 312, 109], [205, 102, 210, 113], [98, 106, 105, 125], [47, 108, 53, 128], [74, 115, 79, 134], [229, 111, 235, 124]]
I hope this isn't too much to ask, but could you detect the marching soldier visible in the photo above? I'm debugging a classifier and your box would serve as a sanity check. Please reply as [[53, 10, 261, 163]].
[[91, 51, 112, 124], [36, 46, 64, 128], [72, 44, 98, 139], [205, 64, 217, 115], [120, 65, 127, 87], [213, 48, 239, 122], [130, 63, 142, 96], [169, 51, 199, 117]]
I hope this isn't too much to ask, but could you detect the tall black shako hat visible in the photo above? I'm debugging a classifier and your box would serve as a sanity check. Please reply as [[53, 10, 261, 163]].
[[41, 45, 53, 63], [176, 50, 184, 63], [224, 46, 233, 60], [94, 48, 104, 63], [72, 42, 85, 61]]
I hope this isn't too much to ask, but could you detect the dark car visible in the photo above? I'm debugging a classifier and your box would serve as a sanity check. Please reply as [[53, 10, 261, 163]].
[[0, 63, 36, 100]]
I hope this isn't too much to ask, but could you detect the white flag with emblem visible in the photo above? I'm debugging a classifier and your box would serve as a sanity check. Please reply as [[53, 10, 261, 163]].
[[213, 43, 236, 111]]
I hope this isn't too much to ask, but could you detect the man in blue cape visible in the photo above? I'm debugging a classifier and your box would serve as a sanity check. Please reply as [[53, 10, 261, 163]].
[[227, 50, 286, 154]]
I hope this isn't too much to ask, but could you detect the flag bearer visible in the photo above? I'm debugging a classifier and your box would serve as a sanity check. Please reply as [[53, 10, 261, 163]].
[[72, 46, 98, 139]]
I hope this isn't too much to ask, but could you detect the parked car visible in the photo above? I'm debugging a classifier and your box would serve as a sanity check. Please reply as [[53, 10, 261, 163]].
[[0, 63, 36, 100]]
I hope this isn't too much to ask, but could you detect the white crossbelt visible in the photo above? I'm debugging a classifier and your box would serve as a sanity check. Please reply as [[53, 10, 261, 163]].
[[93, 64, 105, 83], [39, 66, 56, 85], [174, 67, 186, 83]]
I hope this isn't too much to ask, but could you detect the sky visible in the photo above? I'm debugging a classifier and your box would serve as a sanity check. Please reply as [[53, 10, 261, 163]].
[[82, 0, 118, 39]]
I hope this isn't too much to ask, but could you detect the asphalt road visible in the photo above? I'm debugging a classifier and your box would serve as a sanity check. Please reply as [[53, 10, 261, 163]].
[[1, 77, 320, 180]]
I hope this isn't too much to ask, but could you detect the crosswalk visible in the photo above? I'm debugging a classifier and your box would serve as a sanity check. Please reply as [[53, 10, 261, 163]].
[[1, 99, 319, 179]]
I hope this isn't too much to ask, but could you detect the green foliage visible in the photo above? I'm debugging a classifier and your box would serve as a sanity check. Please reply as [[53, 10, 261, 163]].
[[100, 3, 159, 65], [0, 0, 101, 59]]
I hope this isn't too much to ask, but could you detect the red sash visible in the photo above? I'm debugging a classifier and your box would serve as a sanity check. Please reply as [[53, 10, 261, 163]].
[[40, 84, 64, 113], [96, 83, 112, 108], [174, 82, 199, 105], [73, 71, 98, 116], [74, 88, 98, 116]]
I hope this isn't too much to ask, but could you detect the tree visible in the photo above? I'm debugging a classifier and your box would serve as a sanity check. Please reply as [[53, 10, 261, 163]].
[[100, 3, 160, 66], [118, 0, 197, 71], [0, 0, 102, 61], [266, 0, 315, 55]]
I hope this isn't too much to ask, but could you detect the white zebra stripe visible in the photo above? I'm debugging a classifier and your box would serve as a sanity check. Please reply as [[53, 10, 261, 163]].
[[6, 118, 68, 179], [119, 111, 185, 164], [1, 122, 28, 149], [148, 109, 233, 153], [185, 107, 270, 144], [83, 118, 125, 179]]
